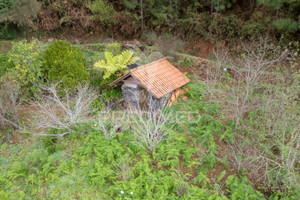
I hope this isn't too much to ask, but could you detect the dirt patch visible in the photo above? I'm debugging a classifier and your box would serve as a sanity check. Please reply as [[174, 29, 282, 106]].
[[177, 56, 213, 78], [0, 40, 13, 53], [185, 39, 215, 58]]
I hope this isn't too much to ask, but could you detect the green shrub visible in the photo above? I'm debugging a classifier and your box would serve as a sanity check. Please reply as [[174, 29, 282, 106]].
[[271, 18, 299, 34], [7, 40, 43, 98], [106, 43, 122, 56], [0, 190, 8, 200], [42, 40, 89, 92], [176, 12, 210, 39], [0, 53, 13, 77], [241, 22, 267, 39], [209, 14, 242, 39], [86, 0, 118, 27], [101, 88, 122, 103], [226, 175, 264, 199], [0, 22, 17, 39]]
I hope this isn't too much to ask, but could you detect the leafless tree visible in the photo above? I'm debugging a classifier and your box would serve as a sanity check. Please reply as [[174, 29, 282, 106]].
[[226, 71, 299, 193], [258, 73, 300, 191], [0, 76, 21, 129], [29, 82, 97, 137], [218, 37, 288, 130], [204, 44, 230, 97], [93, 109, 129, 140], [127, 93, 178, 156]]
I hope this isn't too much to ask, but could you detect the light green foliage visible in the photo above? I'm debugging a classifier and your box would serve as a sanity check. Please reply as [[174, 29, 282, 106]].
[[0, 127, 253, 199], [93, 49, 138, 79], [87, 0, 118, 26], [7, 40, 43, 98], [42, 40, 89, 92], [0, 53, 13, 77], [226, 175, 264, 199], [0, 80, 265, 199]]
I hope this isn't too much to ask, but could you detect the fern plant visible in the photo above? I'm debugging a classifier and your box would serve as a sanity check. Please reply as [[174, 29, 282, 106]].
[[93, 50, 139, 79]]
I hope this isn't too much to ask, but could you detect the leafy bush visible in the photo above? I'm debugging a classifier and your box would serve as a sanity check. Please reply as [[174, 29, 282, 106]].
[[241, 22, 267, 39], [7, 40, 43, 98], [176, 12, 210, 39], [0, 53, 13, 77], [42, 40, 89, 92], [226, 175, 264, 199], [271, 18, 299, 34], [209, 14, 242, 40], [87, 0, 118, 27], [0, 22, 17, 39], [106, 42, 122, 56]]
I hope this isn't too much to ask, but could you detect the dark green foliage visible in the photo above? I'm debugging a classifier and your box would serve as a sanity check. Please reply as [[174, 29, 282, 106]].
[[87, 0, 118, 27], [241, 22, 267, 39], [0, 0, 298, 42], [271, 18, 299, 33], [42, 40, 89, 91], [0, 23, 17, 39], [42, 132, 58, 154], [0, 0, 40, 27], [209, 14, 242, 39]]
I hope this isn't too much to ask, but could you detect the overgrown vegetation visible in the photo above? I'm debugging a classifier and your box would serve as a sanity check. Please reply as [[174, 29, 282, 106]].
[[1, 0, 299, 41], [0, 2, 299, 198], [0, 79, 270, 199]]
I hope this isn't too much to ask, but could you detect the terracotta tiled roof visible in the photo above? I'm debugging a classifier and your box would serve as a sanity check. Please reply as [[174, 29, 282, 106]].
[[131, 59, 189, 98], [110, 59, 190, 99], [109, 72, 130, 86]]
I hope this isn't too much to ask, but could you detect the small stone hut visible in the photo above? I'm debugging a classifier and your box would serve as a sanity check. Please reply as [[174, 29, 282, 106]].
[[109, 59, 189, 110]]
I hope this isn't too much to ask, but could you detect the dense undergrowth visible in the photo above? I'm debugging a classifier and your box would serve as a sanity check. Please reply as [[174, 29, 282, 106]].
[[0, 81, 267, 200], [0, 0, 299, 43]]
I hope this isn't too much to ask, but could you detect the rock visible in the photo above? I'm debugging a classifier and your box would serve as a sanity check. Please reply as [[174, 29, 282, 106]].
[[74, 39, 80, 45]]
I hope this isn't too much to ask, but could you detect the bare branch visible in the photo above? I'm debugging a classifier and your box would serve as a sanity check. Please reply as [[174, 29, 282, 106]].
[[126, 92, 179, 155], [0, 75, 22, 129], [29, 82, 97, 136]]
